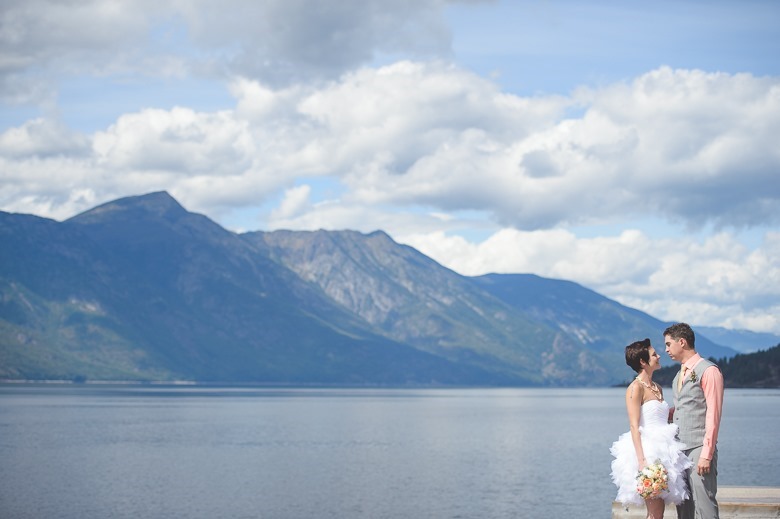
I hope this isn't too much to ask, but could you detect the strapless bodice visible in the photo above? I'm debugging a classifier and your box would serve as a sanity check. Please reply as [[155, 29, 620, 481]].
[[640, 399, 670, 428]]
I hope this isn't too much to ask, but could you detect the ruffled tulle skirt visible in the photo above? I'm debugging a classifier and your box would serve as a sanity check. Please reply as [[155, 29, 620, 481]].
[[609, 422, 693, 506]]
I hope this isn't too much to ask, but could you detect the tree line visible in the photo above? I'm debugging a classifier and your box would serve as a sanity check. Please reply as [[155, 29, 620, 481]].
[[653, 343, 780, 388]]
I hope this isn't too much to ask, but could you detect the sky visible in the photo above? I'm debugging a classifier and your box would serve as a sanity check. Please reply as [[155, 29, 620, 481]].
[[2, 0, 779, 335]]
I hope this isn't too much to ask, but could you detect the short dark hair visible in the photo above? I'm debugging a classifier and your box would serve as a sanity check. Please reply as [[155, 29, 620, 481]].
[[663, 322, 695, 349], [625, 338, 652, 373]]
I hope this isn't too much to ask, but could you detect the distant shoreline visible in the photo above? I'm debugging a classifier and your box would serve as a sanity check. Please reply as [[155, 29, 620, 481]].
[[2, 379, 778, 389]]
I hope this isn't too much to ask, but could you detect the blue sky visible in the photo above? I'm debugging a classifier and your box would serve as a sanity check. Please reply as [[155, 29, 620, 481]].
[[447, 1, 780, 93], [1, 0, 779, 335]]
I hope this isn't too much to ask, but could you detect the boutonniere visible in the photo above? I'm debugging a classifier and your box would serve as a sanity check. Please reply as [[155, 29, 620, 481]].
[[689, 370, 697, 383]]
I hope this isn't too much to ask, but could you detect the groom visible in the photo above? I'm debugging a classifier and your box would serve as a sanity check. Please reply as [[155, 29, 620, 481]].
[[664, 323, 724, 519]]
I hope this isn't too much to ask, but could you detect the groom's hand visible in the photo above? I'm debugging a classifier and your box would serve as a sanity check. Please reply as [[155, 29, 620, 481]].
[[697, 457, 712, 476]]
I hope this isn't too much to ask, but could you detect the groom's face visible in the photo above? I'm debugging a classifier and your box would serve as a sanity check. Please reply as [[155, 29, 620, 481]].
[[664, 335, 685, 361]]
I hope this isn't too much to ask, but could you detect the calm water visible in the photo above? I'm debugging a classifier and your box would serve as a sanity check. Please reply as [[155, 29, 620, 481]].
[[1, 386, 778, 519]]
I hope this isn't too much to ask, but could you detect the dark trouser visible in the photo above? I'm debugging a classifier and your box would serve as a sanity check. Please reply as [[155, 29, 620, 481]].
[[677, 446, 719, 519]]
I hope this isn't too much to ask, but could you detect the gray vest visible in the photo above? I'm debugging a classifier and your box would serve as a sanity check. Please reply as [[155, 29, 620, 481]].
[[673, 358, 718, 450]]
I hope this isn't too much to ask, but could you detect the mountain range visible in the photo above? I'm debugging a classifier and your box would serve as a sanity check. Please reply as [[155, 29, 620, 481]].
[[2, 192, 774, 386]]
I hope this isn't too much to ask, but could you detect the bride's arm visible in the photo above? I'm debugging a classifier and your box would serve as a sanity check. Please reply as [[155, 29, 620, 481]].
[[626, 381, 647, 468]]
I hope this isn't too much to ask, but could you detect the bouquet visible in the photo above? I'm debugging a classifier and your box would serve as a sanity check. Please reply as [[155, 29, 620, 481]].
[[636, 460, 669, 500]]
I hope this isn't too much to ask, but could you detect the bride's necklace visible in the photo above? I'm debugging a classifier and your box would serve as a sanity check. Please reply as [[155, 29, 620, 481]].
[[635, 376, 663, 401]]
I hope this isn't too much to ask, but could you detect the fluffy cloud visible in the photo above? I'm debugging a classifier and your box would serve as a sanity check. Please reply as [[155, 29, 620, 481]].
[[0, 118, 90, 158], [93, 108, 252, 175], [0, 0, 152, 66], [573, 68, 780, 228], [271, 185, 313, 221], [233, 65, 780, 232], [0, 0, 166, 105], [316, 66, 780, 230], [178, 0, 456, 85], [2, 63, 779, 231], [0, 0, 463, 104]]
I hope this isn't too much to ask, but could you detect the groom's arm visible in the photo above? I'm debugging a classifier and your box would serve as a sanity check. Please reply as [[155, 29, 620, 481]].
[[700, 365, 725, 461]]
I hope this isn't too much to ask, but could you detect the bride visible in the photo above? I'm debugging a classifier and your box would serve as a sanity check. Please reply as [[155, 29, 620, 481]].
[[610, 339, 693, 519]]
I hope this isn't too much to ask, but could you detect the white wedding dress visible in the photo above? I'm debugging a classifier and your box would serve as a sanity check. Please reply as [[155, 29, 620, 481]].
[[610, 399, 693, 506]]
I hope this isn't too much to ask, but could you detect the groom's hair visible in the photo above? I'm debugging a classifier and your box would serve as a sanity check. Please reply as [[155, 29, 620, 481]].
[[663, 322, 696, 349], [625, 338, 652, 372]]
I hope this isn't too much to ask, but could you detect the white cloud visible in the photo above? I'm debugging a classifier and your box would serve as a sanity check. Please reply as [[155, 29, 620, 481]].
[[0, 0, 152, 60], [179, 0, 458, 85], [398, 228, 657, 284], [1, 0, 468, 105], [93, 107, 253, 175], [3, 63, 779, 232], [573, 68, 780, 227], [271, 185, 313, 221], [225, 64, 780, 233], [0, 0, 165, 98], [0, 118, 89, 158], [3, 64, 779, 232], [325, 66, 780, 230], [0, 106, 280, 219]]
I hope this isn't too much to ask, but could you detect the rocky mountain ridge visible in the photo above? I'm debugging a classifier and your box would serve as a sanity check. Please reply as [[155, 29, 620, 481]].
[[1, 191, 756, 386]]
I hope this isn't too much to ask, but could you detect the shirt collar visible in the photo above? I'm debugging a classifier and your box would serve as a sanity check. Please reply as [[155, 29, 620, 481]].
[[683, 353, 702, 371]]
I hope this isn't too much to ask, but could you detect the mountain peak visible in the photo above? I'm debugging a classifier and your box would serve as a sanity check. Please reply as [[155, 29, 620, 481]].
[[67, 191, 187, 225]]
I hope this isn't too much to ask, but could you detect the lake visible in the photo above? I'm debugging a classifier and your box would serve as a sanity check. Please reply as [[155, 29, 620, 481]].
[[1, 386, 778, 518]]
